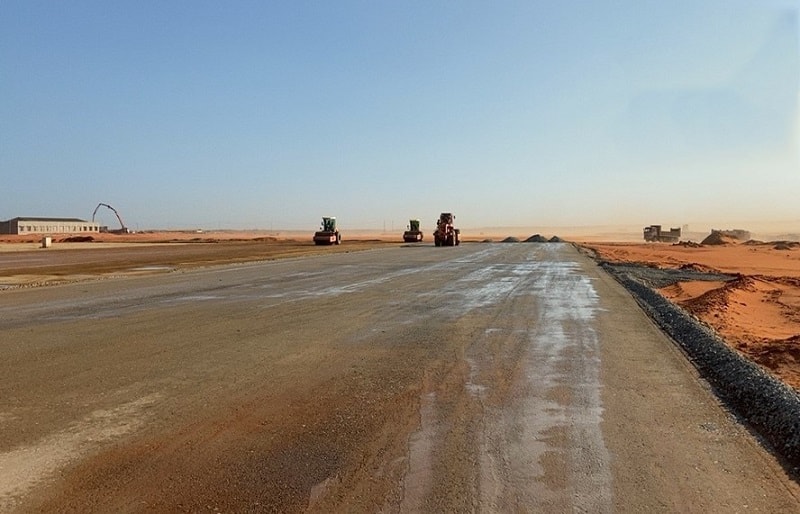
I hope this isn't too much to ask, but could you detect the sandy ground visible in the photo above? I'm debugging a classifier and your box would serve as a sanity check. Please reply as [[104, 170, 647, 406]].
[[0, 227, 564, 250], [0, 231, 402, 288], [4, 230, 799, 391], [0, 229, 520, 288], [0, 229, 393, 248], [583, 240, 800, 390], [3, 243, 799, 511]]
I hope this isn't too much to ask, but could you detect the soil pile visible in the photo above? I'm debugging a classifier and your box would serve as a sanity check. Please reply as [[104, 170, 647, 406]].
[[60, 236, 95, 243], [773, 242, 799, 251], [747, 335, 800, 388], [501, 237, 520, 243], [678, 262, 718, 273], [703, 229, 751, 245], [679, 276, 755, 317], [548, 236, 564, 243], [701, 232, 739, 245], [524, 234, 548, 243]]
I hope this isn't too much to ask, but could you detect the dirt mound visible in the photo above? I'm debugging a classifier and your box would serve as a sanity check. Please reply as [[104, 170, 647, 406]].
[[746, 335, 800, 387], [501, 236, 520, 243], [703, 229, 750, 245], [772, 276, 800, 288], [548, 236, 564, 243], [773, 242, 799, 251], [524, 234, 548, 243], [680, 275, 755, 316], [678, 262, 719, 273], [701, 232, 739, 245], [59, 236, 95, 243], [675, 241, 702, 248]]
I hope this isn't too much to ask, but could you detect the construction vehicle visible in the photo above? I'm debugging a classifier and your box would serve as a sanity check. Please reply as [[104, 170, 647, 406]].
[[433, 212, 460, 246], [92, 203, 131, 234], [403, 219, 424, 242], [643, 225, 681, 243], [313, 217, 341, 245]]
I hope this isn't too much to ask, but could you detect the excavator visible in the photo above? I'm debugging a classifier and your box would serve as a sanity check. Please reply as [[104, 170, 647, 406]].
[[92, 203, 131, 234]]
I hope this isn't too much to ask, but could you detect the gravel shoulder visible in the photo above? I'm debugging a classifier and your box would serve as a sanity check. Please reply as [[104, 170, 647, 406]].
[[589, 251, 800, 476]]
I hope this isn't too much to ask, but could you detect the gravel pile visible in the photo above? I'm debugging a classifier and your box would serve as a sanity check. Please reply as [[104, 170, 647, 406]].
[[60, 235, 95, 243], [524, 234, 548, 243], [674, 241, 703, 248], [602, 262, 800, 470], [603, 263, 735, 289]]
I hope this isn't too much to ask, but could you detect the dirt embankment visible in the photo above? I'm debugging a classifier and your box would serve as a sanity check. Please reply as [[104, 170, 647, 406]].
[[0, 232, 396, 288], [584, 241, 800, 390]]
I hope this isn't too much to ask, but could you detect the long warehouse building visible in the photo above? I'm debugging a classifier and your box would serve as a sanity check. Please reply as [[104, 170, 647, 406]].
[[0, 217, 100, 235]]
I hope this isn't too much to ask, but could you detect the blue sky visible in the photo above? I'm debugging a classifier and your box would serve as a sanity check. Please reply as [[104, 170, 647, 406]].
[[1, 1, 798, 231]]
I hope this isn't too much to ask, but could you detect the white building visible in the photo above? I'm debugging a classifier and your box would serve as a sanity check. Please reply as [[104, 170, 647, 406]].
[[0, 217, 100, 235]]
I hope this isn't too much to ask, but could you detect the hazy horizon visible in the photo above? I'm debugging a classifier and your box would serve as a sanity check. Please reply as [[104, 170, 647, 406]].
[[6, 212, 800, 238], [102, 219, 800, 240]]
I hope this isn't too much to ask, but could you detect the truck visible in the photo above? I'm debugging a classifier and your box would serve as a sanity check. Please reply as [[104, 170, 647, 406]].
[[643, 225, 681, 243], [433, 212, 460, 247], [313, 217, 341, 245], [403, 219, 423, 242]]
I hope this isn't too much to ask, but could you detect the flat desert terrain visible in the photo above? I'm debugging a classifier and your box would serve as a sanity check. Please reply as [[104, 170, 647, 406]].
[[3, 230, 798, 393], [0, 231, 394, 287]]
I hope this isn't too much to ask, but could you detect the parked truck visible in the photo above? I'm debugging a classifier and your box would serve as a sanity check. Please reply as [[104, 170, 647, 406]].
[[643, 225, 681, 243], [433, 213, 460, 246]]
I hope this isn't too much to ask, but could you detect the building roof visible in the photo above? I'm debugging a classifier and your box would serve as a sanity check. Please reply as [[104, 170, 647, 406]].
[[6, 217, 91, 223]]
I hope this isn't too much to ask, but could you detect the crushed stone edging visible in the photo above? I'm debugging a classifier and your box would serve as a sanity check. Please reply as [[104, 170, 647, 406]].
[[600, 261, 800, 471]]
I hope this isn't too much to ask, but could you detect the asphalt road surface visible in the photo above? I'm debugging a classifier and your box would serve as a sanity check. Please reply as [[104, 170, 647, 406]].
[[1, 243, 798, 512]]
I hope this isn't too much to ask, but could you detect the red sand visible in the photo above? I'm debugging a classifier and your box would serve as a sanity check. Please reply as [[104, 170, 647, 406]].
[[584, 241, 800, 390]]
